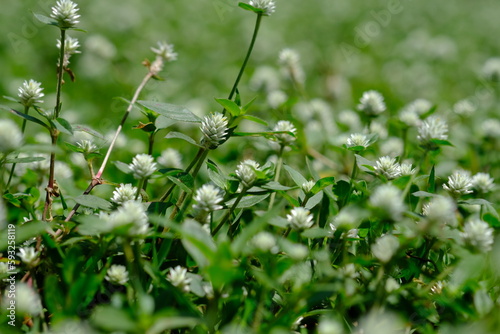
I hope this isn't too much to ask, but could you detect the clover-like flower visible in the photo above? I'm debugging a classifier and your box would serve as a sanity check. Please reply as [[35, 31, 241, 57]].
[[471, 172, 495, 193], [301, 180, 315, 194], [482, 57, 500, 82], [278, 48, 305, 85], [111, 183, 140, 205], [0, 119, 23, 153], [129, 154, 157, 179], [57, 35, 81, 67], [443, 170, 473, 196], [158, 148, 182, 169], [374, 156, 401, 180], [461, 219, 494, 253], [17, 247, 40, 268], [287, 207, 314, 230], [249, 0, 276, 16], [18, 79, 44, 107], [357, 90, 386, 116], [193, 184, 224, 213], [369, 184, 405, 220], [235, 160, 262, 188], [399, 162, 416, 176], [50, 0, 80, 29], [371, 234, 399, 263], [11, 283, 43, 316], [200, 112, 228, 149], [167, 266, 191, 293], [105, 265, 129, 285], [346, 133, 370, 149], [105, 200, 149, 236], [417, 116, 448, 147], [273, 120, 297, 146], [151, 41, 177, 62]]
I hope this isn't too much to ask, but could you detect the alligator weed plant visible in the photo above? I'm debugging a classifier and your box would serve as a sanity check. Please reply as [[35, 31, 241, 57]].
[[0, 0, 499, 333]]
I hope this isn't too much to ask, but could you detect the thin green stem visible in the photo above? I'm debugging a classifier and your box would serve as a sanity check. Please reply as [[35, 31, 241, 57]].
[[123, 240, 144, 296], [143, 132, 156, 191], [213, 187, 247, 237], [135, 178, 145, 200], [6, 105, 30, 190], [43, 132, 58, 221], [54, 29, 66, 119], [268, 146, 284, 210], [342, 155, 358, 208]]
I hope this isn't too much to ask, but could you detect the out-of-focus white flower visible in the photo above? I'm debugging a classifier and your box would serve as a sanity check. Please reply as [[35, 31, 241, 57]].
[[267, 90, 287, 108], [129, 154, 157, 179], [249, 0, 276, 15], [302, 180, 315, 194], [422, 196, 457, 235], [50, 0, 80, 29], [111, 183, 140, 205], [57, 35, 81, 67], [409, 98, 432, 115], [481, 118, 500, 138], [346, 133, 370, 149], [105, 200, 149, 236], [453, 99, 476, 117], [17, 247, 40, 268], [235, 160, 262, 188], [374, 156, 401, 179], [0, 119, 23, 152], [400, 162, 416, 176], [192, 184, 224, 213], [167, 266, 191, 293], [158, 148, 182, 169], [471, 172, 495, 193], [7, 283, 43, 315], [18, 79, 44, 107], [399, 108, 421, 127], [482, 57, 500, 81], [250, 66, 280, 92], [76, 139, 97, 156], [151, 41, 177, 62], [200, 112, 228, 149], [273, 120, 297, 146], [0, 262, 8, 274], [417, 116, 448, 146], [279, 48, 305, 85], [317, 318, 344, 334], [369, 121, 388, 139], [357, 90, 386, 116], [372, 234, 400, 263], [461, 219, 494, 253], [369, 184, 405, 220], [443, 170, 473, 196], [287, 207, 314, 230], [105, 264, 129, 285], [337, 110, 361, 131], [251, 231, 278, 253]]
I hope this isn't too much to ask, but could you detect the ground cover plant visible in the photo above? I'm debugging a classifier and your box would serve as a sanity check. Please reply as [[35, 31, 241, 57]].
[[1, 0, 500, 333]]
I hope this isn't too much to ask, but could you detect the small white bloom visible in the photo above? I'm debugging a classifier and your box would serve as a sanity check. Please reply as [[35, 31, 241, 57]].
[[18, 79, 44, 107], [409, 98, 433, 115], [105, 264, 129, 285], [50, 0, 80, 29], [129, 154, 157, 179], [417, 115, 448, 146], [399, 162, 416, 176], [422, 196, 457, 234], [0, 262, 8, 274], [193, 184, 224, 213], [76, 139, 97, 155], [0, 119, 23, 152], [249, 0, 276, 16], [317, 318, 344, 334], [453, 99, 476, 117], [235, 159, 262, 188], [374, 156, 401, 179], [111, 183, 140, 205], [267, 90, 287, 108], [482, 57, 500, 81], [151, 41, 177, 62], [8, 283, 43, 315], [346, 133, 369, 149], [106, 200, 149, 236], [337, 110, 361, 131], [278, 48, 305, 85], [17, 247, 40, 268], [167, 266, 191, 293], [57, 35, 81, 67], [471, 172, 495, 193], [251, 231, 277, 253], [357, 90, 386, 115], [461, 219, 494, 253], [369, 121, 388, 139], [287, 207, 314, 230], [399, 108, 421, 127], [346, 228, 359, 239], [302, 180, 315, 194], [273, 120, 297, 146], [369, 184, 405, 220], [443, 170, 473, 196], [481, 118, 500, 138], [158, 148, 182, 169], [200, 112, 228, 149], [372, 234, 400, 263]]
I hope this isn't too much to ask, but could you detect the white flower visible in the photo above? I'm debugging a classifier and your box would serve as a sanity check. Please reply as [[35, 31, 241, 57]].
[[409, 99, 432, 115], [461, 219, 494, 253], [167, 266, 191, 293], [151, 41, 177, 62], [482, 57, 500, 81], [399, 108, 421, 127], [278, 48, 305, 85], [357, 90, 386, 115], [337, 110, 361, 131], [471, 172, 495, 193], [443, 170, 473, 196], [249, 0, 276, 16], [302, 180, 315, 194], [106, 201, 149, 236], [287, 207, 314, 230], [374, 156, 401, 179], [369, 184, 405, 220], [417, 116, 448, 146], [76, 139, 97, 155], [105, 264, 129, 285], [346, 133, 370, 149], [235, 160, 261, 188], [453, 99, 476, 117], [193, 184, 224, 213], [50, 0, 80, 29], [372, 234, 400, 263], [17, 247, 40, 267], [200, 112, 228, 149], [273, 120, 297, 146], [57, 35, 81, 67], [0, 119, 23, 152], [400, 162, 416, 176], [346, 228, 358, 239], [317, 318, 344, 334], [111, 183, 140, 205], [129, 154, 157, 179], [8, 283, 43, 315], [158, 148, 182, 169], [482, 118, 500, 138], [251, 232, 277, 253], [18, 79, 44, 107], [0, 262, 8, 274], [267, 90, 287, 108], [422, 196, 457, 234]]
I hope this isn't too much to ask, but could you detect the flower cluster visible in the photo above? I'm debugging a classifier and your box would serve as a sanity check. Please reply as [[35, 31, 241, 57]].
[[200, 112, 229, 149], [50, 0, 80, 29], [18, 79, 44, 107]]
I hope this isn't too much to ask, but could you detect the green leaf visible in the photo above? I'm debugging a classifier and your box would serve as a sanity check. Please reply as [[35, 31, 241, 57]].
[[133, 121, 156, 133], [261, 181, 294, 191], [91, 306, 139, 332], [301, 227, 331, 239], [241, 97, 257, 113], [114, 161, 132, 174], [55, 117, 73, 135], [428, 165, 436, 193], [355, 154, 375, 173], [333, 180, 350, 204], [137, 100, 201, 123], [240, 114, 268, 126], [1, 105, 49, 130], [155, 115, 177, 130], [165, 132, 202, 148], [167, 172, 195, 194], [65, 142, 84, 154], [238, 2, 263, 14], [412, 191, 437, 198], [3, 96, 18, 103], [429, 139, 454, 147], [5, 156, 45, 164], [148, 316, 201, 334], [180, 219, 216, 268], [284, 164, 307, 186], [72, 124, 105, 140], [206, 160, 227, 190], [43, 275, 66, 316], [225, 194, 269, 208], [33, 13, 58, 26], [215, 98, 241, 117], [311, 177, 336, 195], [74, 195, 112, 210], [305, 191, 323, 210], [0, 221, 49, 251]]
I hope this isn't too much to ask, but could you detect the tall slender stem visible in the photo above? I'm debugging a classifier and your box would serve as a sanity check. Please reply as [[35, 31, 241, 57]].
[[213, 187, 247, 237], [54, 29, 66, 119], [268, 145, 284, 210], [6, 105, 30, 190], [341, 155, 358, 208]]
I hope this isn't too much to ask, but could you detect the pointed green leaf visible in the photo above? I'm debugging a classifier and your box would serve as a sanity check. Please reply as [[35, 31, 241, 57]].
[[311, 177, 336, 195], [74, 195, 112, 210], [167, 172, 194, 193], [0, 221, 49, 251], [180, 219, 216, 268], [240, 115, 268, 126], [137, 100, 201, 123], [33, 13, 58, 26], [215, 98, 241, 117], [1, 105, 49, 130], [155, 115, 177, 130], [5, 156, 46, 164], [428, 165, 436, 193], [55, 117, 73, 135], [284, 164, 307, 186], [73, 124, 105, 140], [225, 194, 269, 208], [241, 97, 257, 113], [114, 161, 132, 174], [165, 132, 202, 147]]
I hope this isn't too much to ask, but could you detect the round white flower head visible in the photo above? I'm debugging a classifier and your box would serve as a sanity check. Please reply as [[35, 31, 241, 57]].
[[267, 90, 288, 109], [443, 170, 473, 196], [193, 184, 224, 213], [0, 119, 23, 152], [287, 207, 314, 230], [158, 148, 182, 169], [251, 231, 277, 253], [453, 99, 476, 117], [17, 247, 40, 268], [167, 265, 191, 293], [400, 162, 416, 176], [200, 112, 228, 149], [111, 183, 140, 205], [357, 90, 386, 116], [278, 48, 305, 85], [76, 139, 97, 155], [249, 0, 276, 16], [301, 180, 315, 194], [374, 156, 401, 180], [422, 196, 457, 233], [106, 200, 148, 236], [151, 41, 177, 62], [399, 108, 421, 127], [317, 318, 344, 334], [273, 120, 297, 146], [461, 219, 494, 253], [369, 121, 388, 139], [18, 79, 44, 107], [482, 118, 500, 138], [346, 133, 370, 149], [369, 184, 405, 220], [346, 228, 359, 239], [236, 159, 261, 188], [129, 154, 157, 179], [0, 262, 8, 275], [471, 172, 495, 193], [417, 115, 448, 146], [57, 35, 81, 67], [105, 264, 129, 285], [409, 98, 432, 115], [371, 234, 400, 263], [482, 57, 500, 82], [338, 110, 361, 131], [50, 0, 80, 29], [8, 283, 43, 316]]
